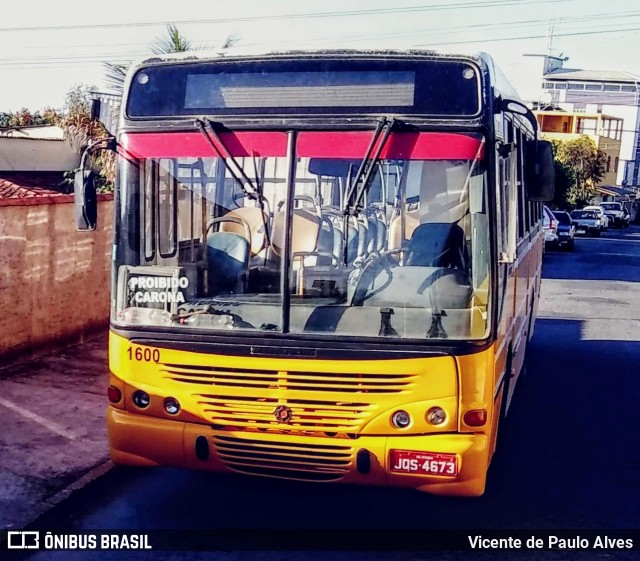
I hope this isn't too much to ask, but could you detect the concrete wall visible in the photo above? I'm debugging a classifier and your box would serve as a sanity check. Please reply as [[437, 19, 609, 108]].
[[0, 137, 80, 172], [0, 196, 113, 358]]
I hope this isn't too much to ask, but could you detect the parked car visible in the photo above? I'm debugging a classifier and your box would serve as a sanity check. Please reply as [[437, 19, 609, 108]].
[[583, 205, 608, 231], [600, 201, 627, 228], [542, 205, 559, 248], [570, 209, 602, 237], [552, 210, 576, 250]]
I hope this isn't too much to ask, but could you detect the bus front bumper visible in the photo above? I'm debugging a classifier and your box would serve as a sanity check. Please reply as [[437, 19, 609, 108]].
[[108, 407, 489, 497]]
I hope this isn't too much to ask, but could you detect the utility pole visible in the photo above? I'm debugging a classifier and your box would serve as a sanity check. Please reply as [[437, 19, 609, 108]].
[[547, 19, 556, 57]]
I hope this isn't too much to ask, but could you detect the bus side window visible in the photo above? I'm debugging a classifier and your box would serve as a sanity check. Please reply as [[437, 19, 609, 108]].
[[142, 160, 155, 262], [516, 128, 526, 239], [157, 159, 177, 258]]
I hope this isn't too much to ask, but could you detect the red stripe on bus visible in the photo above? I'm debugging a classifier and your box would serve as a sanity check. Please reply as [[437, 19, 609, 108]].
[[120, 132, 289, 158], [297, 132, 484, 159], [119, 131, 483, 160]]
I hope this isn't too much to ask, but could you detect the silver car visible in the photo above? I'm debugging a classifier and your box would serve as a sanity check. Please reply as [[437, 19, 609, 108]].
[[570, 209, 602, 237], [582, 206, 608, 231]]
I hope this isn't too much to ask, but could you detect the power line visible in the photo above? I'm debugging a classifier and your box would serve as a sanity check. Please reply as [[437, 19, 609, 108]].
[[2, 8, 638, 61], [2, 14, 639, 67], [3, 9, 638, 52], [1, 11, 639, 70], [413, 25, 640, 47], [0, 0, 566, 33]]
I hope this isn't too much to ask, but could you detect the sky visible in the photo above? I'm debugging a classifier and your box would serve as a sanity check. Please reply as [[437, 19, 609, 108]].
[[1, 0, 640, 112]]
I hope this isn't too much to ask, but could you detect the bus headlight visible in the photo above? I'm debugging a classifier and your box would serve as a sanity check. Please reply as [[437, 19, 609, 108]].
[[132, 390, 150, 409], [164, 397, 181, 415], [426, 406, 446, 425], [391, 410, 411, 429]]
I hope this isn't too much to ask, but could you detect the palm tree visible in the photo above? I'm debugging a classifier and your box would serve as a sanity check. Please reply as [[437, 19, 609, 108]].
[[103, 62, 129, 94], [103, 24, 238, 93], [150, 23, 192, 54]]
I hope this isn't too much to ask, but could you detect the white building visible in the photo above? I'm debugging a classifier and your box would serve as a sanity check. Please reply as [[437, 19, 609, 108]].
[[540, 60, 640, 187]]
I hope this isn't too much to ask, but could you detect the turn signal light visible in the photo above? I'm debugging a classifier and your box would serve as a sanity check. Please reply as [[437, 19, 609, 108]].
[[107, 385, 122, 404], [463, 409, 487, 427]]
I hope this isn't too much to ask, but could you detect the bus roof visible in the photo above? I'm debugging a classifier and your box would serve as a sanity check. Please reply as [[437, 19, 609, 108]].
[[113, 49, 526, 132]]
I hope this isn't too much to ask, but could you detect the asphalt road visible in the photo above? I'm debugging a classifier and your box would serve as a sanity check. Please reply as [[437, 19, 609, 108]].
[[16, 225, 640, 561]]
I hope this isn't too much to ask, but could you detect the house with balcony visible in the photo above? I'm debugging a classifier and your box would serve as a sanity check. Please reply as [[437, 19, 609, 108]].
[[534, 109, 623, 186]]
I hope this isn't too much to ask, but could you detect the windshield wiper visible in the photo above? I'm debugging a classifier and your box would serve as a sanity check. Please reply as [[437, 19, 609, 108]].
[[195, 118, 260, 201], [343, 117, 396, 216], [196, 118, 271, 247]]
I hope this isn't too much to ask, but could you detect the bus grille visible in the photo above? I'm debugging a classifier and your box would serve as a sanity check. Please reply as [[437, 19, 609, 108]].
[[198, 394, 370, 432], [163, 364, 416, 394], [214, 435, 353, 481], [162, 363, 416, 433]]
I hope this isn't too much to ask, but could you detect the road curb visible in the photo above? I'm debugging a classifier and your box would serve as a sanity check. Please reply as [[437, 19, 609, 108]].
[[6, 460, 115, 532], [44, 460, 114, 509]]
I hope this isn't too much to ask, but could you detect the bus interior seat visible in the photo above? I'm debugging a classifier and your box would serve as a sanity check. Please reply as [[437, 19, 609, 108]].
[[388, 211, 420, 253], [366, 214, 387, 254], [271, 208, 322, 260], [247, 208, 322, 293], [331, 216, 361, 264], [317, 215, 336, 265], [219, 206, 268, 257], [404, 222, 469, 269], [206, 230, 250, 295]]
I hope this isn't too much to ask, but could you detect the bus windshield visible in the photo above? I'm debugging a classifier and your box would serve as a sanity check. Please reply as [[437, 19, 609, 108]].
[[113, 131, 490, 340]]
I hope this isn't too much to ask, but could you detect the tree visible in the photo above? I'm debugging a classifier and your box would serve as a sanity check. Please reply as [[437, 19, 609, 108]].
[[150, 23, 193, 54], [550, 136, 607, 208], [59, 84, 105, 151], [551, 157, 577, 211], [103, 24, 238, 93], [0, 107, 59, 128], [59, 84, 115, 192]]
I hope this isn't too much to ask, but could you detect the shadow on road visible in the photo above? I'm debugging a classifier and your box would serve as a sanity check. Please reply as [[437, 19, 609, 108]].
[[489, 317, 640, 528]]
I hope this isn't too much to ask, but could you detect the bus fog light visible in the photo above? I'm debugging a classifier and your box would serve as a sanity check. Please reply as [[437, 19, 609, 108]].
[[426, 406, 446, 425], [463, 409, 487, 427], [132, 390, 150, 409], [164, 397, 180, 415], [391, 410, 411, 429]]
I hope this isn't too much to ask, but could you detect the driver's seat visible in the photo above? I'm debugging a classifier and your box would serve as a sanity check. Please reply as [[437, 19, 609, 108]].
[[403, 222, 468, 270]]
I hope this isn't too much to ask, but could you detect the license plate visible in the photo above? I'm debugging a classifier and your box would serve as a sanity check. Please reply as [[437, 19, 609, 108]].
[[577, 229, 586, 234], [389, 449, 458, 476]]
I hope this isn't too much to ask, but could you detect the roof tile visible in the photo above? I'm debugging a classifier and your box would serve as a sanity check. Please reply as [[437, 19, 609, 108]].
[[0, 172, 69, 199]]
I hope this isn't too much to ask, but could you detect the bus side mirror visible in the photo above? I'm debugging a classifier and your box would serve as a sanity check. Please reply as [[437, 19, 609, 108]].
[[526, 140, 555, 202], [74, 169, 98, 231]]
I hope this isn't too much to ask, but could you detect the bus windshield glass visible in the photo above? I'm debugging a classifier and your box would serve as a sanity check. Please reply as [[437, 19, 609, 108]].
[[113, 131, 490, 340]]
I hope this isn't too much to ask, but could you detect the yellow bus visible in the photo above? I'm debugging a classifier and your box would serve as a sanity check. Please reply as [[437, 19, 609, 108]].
[[76, 50, 554, 496]]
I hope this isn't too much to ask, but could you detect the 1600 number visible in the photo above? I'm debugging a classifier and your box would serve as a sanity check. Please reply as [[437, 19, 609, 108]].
[[127, 347, 160, 363]]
